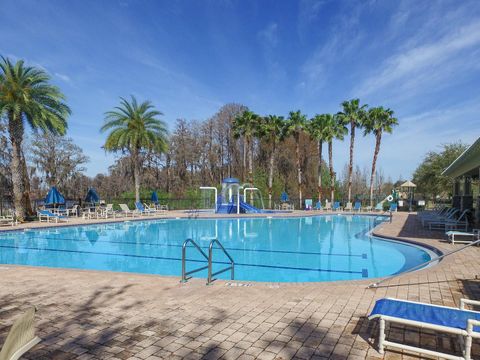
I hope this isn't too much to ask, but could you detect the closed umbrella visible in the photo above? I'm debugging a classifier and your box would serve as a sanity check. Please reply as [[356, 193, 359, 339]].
[[151, 191, 159, 204], [85, 188, 100, 204], [44, 187, 65, 207]]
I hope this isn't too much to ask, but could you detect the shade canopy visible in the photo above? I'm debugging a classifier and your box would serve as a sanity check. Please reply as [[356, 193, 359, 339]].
[[44, 186, 65, 205], [85, 188, 100, 203], [280, 191, 289, 202], [222, 178, 240, 184], [400, 181, 417, 188], [151, 191, 159, 203]]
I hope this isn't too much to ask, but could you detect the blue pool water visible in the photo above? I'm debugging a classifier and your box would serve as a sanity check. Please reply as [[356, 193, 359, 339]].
[[0, 215, 432, 282]]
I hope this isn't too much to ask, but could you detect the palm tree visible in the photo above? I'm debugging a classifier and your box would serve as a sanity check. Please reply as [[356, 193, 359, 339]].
[[337, 99, 367, 203], [101, 96, 168, 203], [232, 110, 260, 185], [284, 110, 307, 208], [306, 114, 328, 202], [257, 115, 285, 208], [322, 114, 348, 203], [364, 107, 398, 207], [0, 57, 70, 221]]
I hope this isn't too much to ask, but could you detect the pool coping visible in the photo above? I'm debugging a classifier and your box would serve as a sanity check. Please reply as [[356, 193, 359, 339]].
[[0, 212, 443, 287]]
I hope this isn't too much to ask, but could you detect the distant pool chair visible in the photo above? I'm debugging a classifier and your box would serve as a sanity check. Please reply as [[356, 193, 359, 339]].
[[369, 297, 480, 360], [37, 210, 68, 223], [332, 201, 342, 211], [344, 202, 352, 212], [135, 202, 155, 216], [374, 202, 383, 212], [324, 201, 332, 211], [353, 201, 362, 212], [119, 204, 137, 217], [389, 203, 397, 212], [0, 307, 40, 360], [314, 201, 322, 211]]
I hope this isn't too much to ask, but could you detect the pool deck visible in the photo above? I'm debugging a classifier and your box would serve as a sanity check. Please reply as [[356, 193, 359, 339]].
[[1, 212, 480, 359]]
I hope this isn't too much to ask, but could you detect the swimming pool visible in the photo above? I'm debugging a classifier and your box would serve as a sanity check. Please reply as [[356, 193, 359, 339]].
[[0, 215, 433, 282]]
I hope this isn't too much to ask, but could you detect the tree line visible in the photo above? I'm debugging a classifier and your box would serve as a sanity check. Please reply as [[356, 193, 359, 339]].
[[0, 56, 399, 220]]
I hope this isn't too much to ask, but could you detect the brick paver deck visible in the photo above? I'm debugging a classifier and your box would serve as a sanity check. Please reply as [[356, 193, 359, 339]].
[[1, 212, 480, 359]]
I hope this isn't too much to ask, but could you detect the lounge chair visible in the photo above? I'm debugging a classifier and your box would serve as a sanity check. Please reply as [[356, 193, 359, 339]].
[[446, 229, 480, 245], [389, 203, 397, 212], [145, 202, 166, 213], [135, 202, 155, 216], [369, 297, 480, 360], [353, 201, 362, 212], [324, 201, 332, 211], [429, 209, 469, 232], [314, 201, 322, 211], [332, 201, 342, 211], [421, 208, 458, 227], [344, 202, 353, 212], [0, 307, 40, 360], [119, 204, 137, 217], [66, 204, 79, 217], [374, 203, 383, 212], [37, 210, 68, 223], [0, 215, 17, 227]]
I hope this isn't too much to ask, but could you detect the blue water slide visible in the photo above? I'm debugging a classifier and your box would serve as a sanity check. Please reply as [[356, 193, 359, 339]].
[[239, 201, 261, 213]]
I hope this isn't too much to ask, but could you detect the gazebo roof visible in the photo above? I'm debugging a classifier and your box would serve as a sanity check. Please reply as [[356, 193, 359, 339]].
[[443, 137, 480, 178]]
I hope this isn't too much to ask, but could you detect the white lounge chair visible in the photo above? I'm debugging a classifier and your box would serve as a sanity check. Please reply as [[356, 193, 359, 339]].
[[0, 215, 17, 227], [135, 202, 155, 216], [0, 307, 40, 360], [119, 204, 137, 217], [422, 208, 459, 227], [344, 202, 353, 212], [324, 201, 332, 211], [369, 297, 480, 360], [37, 210, 68, 223], [446, 229, 480, 245]]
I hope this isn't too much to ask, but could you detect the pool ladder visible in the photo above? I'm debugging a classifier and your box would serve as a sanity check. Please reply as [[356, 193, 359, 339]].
[[181, 238, 235, 285]]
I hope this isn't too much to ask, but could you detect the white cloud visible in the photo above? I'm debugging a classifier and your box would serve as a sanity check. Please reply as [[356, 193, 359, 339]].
[[258, 23, 279, 48], [355, 20, 480, 97], [54, 72, 71, 82]]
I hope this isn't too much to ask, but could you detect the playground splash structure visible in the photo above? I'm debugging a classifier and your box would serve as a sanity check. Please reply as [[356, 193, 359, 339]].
[[375, 189, 399, 210], [200, 178, 265, 214]]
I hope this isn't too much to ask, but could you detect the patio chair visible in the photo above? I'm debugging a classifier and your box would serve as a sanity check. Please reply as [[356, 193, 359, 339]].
[[324, 201, 332, 211], [353, 201, 362, 212], [344, 202, 353, 212], [0, 307, 40, 360], [118, 204, 137, 217], [421, 208, 458, 226], [332, 201, 342, 211], [446, 229, 480, 245], [37, 210, 68, 223], [144, 203, 164, 214], [314, 201, 322, 211], [135, 202, 155, 216], [369, 297, 480, 360], [66, 204, 79, 217], [0, 215, 17, 227], [374, 203, 383, 212], [389, 203, 397, 212], [429, 209, 470, 232]]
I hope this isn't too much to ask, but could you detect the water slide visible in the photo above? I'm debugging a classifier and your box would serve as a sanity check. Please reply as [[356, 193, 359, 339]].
[[216, 200, 262, 214]]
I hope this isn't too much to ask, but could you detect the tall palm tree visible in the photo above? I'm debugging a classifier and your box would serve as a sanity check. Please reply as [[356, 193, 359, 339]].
[[232, 110, 260, 185], [284, 110, 307, 208], [322, 114, 348, 203], [101, 96, 168, 203], [0, 57, 70, 221], [364, 107, 398, 207], [337, 99, 367, 203], [257, 114, 285, 208], [306, 114, 328, 202]]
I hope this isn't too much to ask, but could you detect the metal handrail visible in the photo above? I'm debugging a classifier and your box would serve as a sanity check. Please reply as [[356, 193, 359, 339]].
[[208, 239, 235, 285], [181, 238, 209, 283], [367, 237, 480, 288]]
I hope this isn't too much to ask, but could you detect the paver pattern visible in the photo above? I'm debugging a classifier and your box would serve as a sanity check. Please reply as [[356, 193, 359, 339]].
[[1, 212, 480, 359]]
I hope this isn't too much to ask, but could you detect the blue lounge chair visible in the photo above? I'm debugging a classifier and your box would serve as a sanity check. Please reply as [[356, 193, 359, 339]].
[[314, 201, 322, 211], [369, 298, 480, 359], [332, 201, 342, 211], [135, 202, 155, 216], [37, 210, 68, 223], [353, 201, 361, 212], [389, 203, 397, 212]]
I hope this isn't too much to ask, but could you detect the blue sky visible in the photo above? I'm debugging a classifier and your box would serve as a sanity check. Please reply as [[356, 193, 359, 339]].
[[1, 0, 480, 180]]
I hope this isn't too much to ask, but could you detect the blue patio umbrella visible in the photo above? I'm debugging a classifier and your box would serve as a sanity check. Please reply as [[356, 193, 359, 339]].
[[44, 186, 65, 206], [85, 188, 100, 204], [151, 191, 159, 204], [280, 191, 289, 202]]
